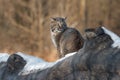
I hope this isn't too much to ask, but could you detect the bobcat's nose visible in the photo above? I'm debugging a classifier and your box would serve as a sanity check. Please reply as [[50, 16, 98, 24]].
[[58, 22, 62, 27], [52, 28, 59, 33], [58, 28, 63, 31]]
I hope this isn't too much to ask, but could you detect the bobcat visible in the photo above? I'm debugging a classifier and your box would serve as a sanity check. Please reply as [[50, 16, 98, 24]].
[[50, 17, 84, 58]]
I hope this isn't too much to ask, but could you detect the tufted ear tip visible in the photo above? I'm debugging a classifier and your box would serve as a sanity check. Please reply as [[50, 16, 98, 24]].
[[50, 17, 56, 21], [64, 17, 67, 20]]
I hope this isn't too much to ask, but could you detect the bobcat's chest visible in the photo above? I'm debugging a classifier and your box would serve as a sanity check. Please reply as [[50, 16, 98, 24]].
[[51, 31, 58, 48]]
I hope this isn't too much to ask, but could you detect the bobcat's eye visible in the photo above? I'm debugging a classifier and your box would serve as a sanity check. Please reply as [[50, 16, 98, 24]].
[[52, 28, 55, 32], [58, 28, 61, 31]]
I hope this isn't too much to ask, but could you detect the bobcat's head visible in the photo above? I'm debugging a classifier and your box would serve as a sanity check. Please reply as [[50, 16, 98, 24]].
[[50, 17, 67, 35]]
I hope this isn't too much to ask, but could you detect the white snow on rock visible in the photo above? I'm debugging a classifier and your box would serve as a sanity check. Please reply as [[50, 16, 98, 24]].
[[16, 52, 46, 65], [0, 52, 77, 75], [102, 27, 120, 48], [19, 61, 55, 75], [55, 52, 77, 63], [16, 52, 54, 75], [18, 52, 77, 75], [0, 53, 9, 62], [65, 52, 77, 57]]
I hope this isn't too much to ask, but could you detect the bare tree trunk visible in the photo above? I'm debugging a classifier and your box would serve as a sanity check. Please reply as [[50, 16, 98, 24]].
[[108, 0, 112, 28], [80, 0, 88, 31]]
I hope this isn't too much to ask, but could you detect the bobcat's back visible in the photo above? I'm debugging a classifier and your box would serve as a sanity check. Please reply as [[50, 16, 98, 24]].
[[59, 28, 84, 57]]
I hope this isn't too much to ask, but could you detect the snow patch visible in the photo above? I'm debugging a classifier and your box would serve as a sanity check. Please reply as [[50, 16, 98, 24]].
[[0, 53, 9, 62], [18, 52, 77, 75], [16, 52, 54, 75], [55, 52, 77, 63], [0, 52, 76, 75], [65, 52, 77, 57], [19, 62, 55, 75], [16, 52, 45, 65], [102, 27, 120, 48]]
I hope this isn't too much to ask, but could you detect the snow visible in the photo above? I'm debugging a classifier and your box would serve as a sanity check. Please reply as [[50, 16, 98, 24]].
[[16, 52, 54, 75], [0, 51, 77, 75], [102, 27, 120, 48], [16, 52, 46, 65], [19, 61, 55, 75], [18, 52, 77, 75], [0, 53, 9, 62], [55, 52, 77, 63], [65, 52, 77, 57]]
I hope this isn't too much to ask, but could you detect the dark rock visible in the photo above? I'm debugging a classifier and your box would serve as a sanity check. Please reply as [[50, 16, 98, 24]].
[[0, 54, 26, 80]]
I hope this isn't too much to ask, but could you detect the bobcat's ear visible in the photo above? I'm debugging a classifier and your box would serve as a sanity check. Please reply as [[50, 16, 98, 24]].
[[50, 17, 56, 21]]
